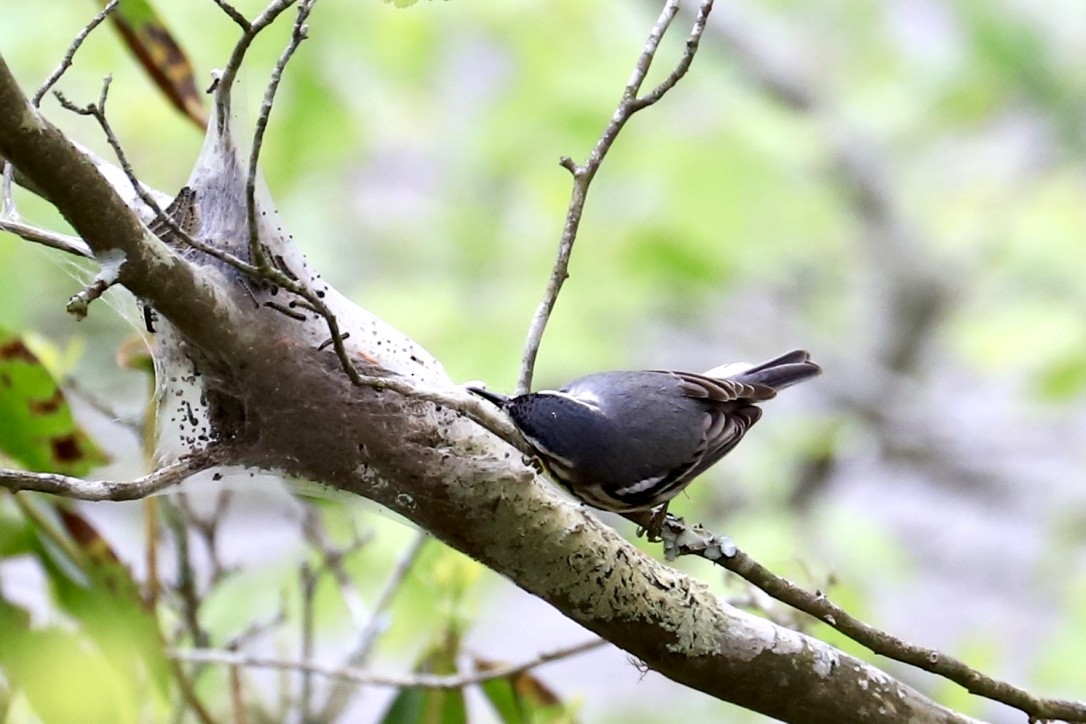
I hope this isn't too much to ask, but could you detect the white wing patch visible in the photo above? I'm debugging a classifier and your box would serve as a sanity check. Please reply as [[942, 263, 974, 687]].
[[702, 361, 752, 379], [614, 475, 667, 496], [537, 389, 603, 412]]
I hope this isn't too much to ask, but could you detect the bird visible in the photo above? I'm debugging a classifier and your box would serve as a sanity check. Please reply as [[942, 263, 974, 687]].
[[468, 349, 820, 519]]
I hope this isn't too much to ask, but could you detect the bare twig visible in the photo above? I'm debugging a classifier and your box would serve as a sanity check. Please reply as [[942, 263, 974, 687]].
[[351, 529, 429, 666], [161, 498, 212, 660], [353, 374, 534, 458], [177, 491, 234, 584], [0, 218, 93, 259], [298, 562, 318, 722], [301, 508, 372, 630], [172, 638, 606, 690], [246, 0, 315, 270], [167, 658, 217, 724], [229, 661, 249, 724], [655, 514, 1086, 723], [0, 452, 217, 501], [316, 528, 429, 721], [32, 0, 121, 107], [51, 45, 364, 387], [224, 608, 288, 652], [52, 83, 250, 271], [516, 0, 715, 395], [201, 2, 369, 388], [222, 0, 370, 388], [211, 0, 253, 32], [215, 0, 300, 126]]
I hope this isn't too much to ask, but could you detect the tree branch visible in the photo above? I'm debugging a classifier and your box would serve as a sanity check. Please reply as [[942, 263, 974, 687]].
[[0, 452, 220, 501], [0, 217, 92, 259], [0, 56, 247, 360], [656, 514, 1086, 722]]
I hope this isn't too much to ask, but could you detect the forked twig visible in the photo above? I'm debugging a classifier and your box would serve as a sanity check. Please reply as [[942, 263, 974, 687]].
[[517, 0, 715, 394], [32, 0, 121, 107]]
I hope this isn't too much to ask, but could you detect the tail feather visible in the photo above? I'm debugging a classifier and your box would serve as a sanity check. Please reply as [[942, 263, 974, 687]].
[[725, 349, 821, 391]]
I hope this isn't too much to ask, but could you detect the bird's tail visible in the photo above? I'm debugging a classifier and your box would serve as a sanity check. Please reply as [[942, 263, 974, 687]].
[[710, 349, 821, 391]]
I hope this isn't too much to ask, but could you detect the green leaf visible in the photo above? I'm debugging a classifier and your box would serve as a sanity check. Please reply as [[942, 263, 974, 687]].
[[0, 498, 34, 558], [380, 627, 467, 724], [0, 328, 109, 476], [22, 503, 171, 704], [0, 595, 137, 723], [476, 656, 576, 724]]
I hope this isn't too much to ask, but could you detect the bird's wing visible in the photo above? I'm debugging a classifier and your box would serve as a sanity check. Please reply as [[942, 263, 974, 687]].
[[667, 370, 778, 403], [652, 371, 770, 490]]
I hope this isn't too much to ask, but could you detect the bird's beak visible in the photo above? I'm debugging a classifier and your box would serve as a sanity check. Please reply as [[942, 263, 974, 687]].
[[466, 385, 510, 408]]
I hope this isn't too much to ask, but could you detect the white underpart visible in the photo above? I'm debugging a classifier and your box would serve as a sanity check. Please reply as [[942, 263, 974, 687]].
[[702, 361, 752, 379], [614, 474, 666, 496]]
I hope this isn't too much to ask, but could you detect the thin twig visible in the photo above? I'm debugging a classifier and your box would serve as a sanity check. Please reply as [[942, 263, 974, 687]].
[[196, 1, 366, 387], [516, 0, 715, 394], [215, 0, 299, 126], [177, 491, 234, 585], [298, 562, 318, 722], [229, 661, 249, 724], [312, 527, 425, 724], [301, 508, 372, 631], [52, 62, 364, 386], [316, 529, 429, 721], [0, 453, 217, 501], [161, 498, 212, 653], [224, 609, 288, 652], [211, 0, 253, 32], [0, 218, 93, 259], [246, 0, 315, 270], [53, 83, 251, 271], [32, 0, 121, 107], [159, 499, 216, 724], [167, 658, 217, 724], [231, 0, 370, 388], [655, 514, 1086, 723], [350, 529, 429, 667], [353, 374, 534, 458], [172, 638, 606, 690]]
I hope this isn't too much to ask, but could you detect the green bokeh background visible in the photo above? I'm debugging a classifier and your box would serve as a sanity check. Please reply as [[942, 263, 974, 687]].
[[2, 1, 1086, 722]]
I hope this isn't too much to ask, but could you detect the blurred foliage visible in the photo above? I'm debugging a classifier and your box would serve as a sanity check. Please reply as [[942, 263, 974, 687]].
[[97, 0, 208, 128], [0, 327, 107, 475], [1, 0, 1086, 722]]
